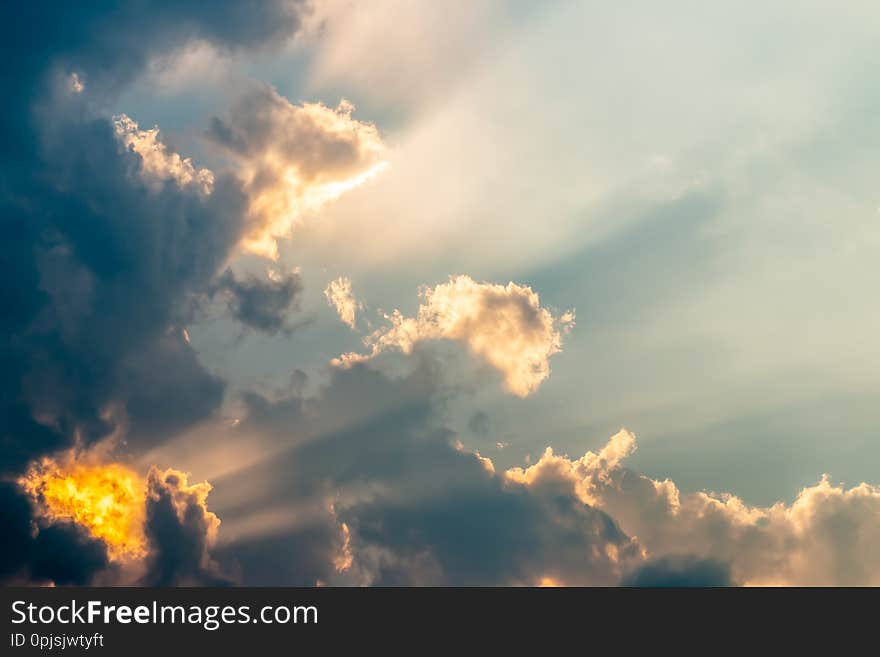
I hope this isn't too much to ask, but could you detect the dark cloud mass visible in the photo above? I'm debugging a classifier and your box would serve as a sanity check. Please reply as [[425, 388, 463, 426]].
[[621, 556, 734, 587], [214, 361, 639, 586], [143, 468, 229, 586], [0, 483, 109, 585], [0, 2, 305, 584], [212, 268, 304, 334]]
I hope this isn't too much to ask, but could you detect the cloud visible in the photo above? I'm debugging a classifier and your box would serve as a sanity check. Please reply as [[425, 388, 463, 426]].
[[15, 2, 306, 97], [207, 362, 638, 586], [206, 85, 388, 259], [324, 276, 360, 329], [621, 556, 733, 587], [333, 275, 575, 397], [112, 114, 214, 194], [143, 467, 228, 586], [467, 411, 490, 436], [515, 430, 880, 586], [27, 522, 112, 586], [7, 2, 880, 590], [212, 268, 304, 334], [13, 451, 228, 586], [0, 482, 109, 585], [121, 357, 880, 587], [214, 367, 880, 586]]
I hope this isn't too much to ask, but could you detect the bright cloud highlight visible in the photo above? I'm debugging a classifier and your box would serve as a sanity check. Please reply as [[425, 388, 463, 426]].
[[334, 275, 575, 396], [113, 114, 214, 194], [324, 276, 360, 329], [206, 86, 388, 259]]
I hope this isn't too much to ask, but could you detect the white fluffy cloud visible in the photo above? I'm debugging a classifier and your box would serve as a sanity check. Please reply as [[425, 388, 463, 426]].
[[333, 275, 575, 396]]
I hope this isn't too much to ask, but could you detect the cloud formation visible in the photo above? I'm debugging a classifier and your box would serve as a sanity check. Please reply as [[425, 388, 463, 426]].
[[21, 356, 880, 587], [15, 452, 227, 586], [334, 276, 575, 396], [113, 114, 214, 194], [324, 276, 360, 329], [212, 362, 638, 586], [6, 2, 880, 590], [206, 86, 388, 259], [143, 467, 227, 586], [196, 360, 880, 587], [212, 268, 304, 334], [0, 482, 109, 586], [621, 556, 733, 587], [0, 0, 306, 584], [515, 430, 880, 586]]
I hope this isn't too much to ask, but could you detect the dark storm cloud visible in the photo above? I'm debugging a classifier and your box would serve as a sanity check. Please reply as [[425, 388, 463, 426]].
[[0, 483, 109, 585], [212, 268, 304, 334], [29, 523, 111, 586], [215, 361, 638, 586], [621, 556, 734, 587], [0, 1, 306, 583], [216, 525, 345, 587]]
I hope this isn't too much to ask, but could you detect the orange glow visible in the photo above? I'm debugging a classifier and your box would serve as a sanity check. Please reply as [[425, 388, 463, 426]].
[[20, 459, 148, 561], [537, 576, 563, 587]]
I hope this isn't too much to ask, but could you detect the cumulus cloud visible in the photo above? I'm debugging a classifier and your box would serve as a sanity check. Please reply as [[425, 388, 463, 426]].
[[212, 268, 304, 334], [513, 430, 880, 586], [13, 452, 227, 586], [0, 482, 109, 585], [143, 467, 228, 586], [202, 360, 880, 586], [324, 276, 360, 329], [211, 361, 639, 585], [206, 85, 388, 259], [204, 363, 638, 586], [333, 275, 575, 397]]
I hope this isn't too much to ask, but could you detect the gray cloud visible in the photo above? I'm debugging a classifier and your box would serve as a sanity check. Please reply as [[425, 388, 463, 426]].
[[143, 468, 230, 586], [0, 483, 109, 585], [212, 268, 304, 334], [621, 556, 734, 587], [213, 360, 638, 586]]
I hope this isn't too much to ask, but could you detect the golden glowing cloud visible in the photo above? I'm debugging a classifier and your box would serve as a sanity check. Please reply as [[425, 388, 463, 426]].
[[333, 275, 575, 396], [334, 522, 354, 573], [504, 429, 636, 505], [112, 114, 214, 194], [208, 87, 388, 259], [324, 276, 360, 329], [20, 459, 148, 561]]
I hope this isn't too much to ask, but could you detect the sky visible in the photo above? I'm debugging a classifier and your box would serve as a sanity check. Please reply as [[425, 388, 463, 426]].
[[2, 0, 880, 587]]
